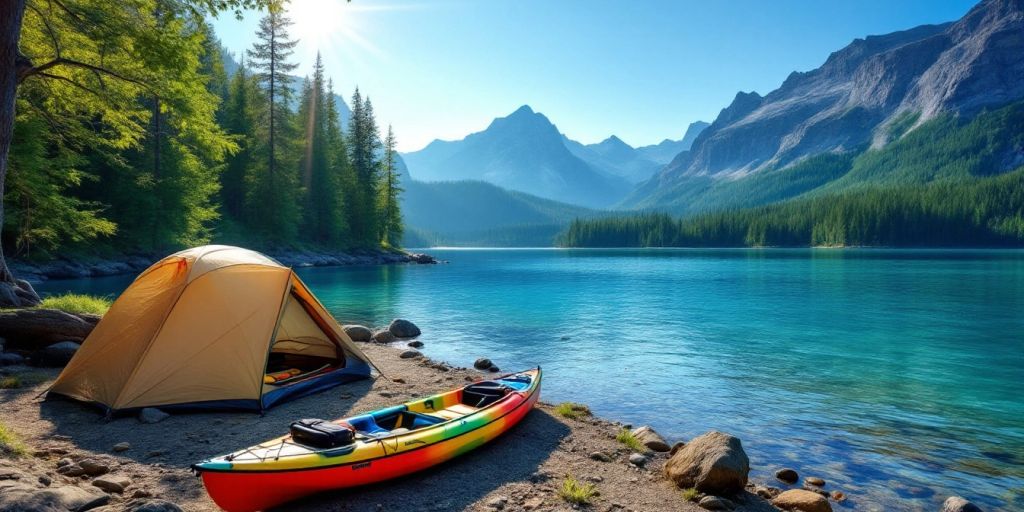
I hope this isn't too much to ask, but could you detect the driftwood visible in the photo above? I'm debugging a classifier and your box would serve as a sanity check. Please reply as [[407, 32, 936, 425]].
[[0, 308, 100, 349]]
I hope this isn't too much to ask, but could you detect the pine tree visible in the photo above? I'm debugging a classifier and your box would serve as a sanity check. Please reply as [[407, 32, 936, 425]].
[[378, 125, 403, 247], [347, 89, 382, 246], [221, 58, 259, 220], [245, 4, 301, 243]]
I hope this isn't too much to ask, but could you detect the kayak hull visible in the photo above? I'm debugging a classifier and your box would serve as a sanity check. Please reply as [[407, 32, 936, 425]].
[[197, 370, 540, 512]]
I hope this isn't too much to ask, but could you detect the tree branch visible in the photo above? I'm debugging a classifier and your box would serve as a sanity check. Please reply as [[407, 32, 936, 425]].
[[23, 57, 153, 92], [36, 72, 102, 97], [26, 2, 61, 58]]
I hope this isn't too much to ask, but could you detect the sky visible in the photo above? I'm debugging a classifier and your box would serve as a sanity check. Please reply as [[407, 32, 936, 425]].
[[210, 0, 977, 152]]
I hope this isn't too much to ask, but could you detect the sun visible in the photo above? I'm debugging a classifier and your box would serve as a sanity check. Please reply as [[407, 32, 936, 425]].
[[287, 0, 352, 49]]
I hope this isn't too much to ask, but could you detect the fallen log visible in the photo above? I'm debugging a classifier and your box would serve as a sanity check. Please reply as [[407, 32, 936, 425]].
[[0, 308, 100, 349]]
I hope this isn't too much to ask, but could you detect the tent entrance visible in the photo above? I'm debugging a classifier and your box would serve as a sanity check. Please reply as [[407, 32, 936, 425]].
[[264, 291, 345, 387]]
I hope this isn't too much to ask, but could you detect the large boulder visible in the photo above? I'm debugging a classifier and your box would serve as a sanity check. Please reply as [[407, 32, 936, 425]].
[[942, 496, 983, 512], [38, 341, 80, 367], [631, 425, 671, 452], [663, 431, 749, 495], [0, 309, 97, 348], [473, 358, 492, 370], [772, 489, 832, 512], [0, 480, 110, 512], [388, 319, 421, 338], [342, 325, 372, 342]]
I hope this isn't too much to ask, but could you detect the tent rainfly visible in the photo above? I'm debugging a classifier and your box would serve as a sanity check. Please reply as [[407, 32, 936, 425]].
[[48, 245, 379, 413]]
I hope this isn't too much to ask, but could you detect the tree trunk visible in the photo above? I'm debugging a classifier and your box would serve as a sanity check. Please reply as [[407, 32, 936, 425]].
[[0, 0, 40, 307], [0, 308, 100, 349]]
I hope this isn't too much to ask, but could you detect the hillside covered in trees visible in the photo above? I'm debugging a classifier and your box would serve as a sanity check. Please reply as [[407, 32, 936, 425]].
[[0, 0, 403, 306]]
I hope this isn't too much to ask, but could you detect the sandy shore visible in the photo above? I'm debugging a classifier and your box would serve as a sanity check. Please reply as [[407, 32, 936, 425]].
[[1, 342, 779, 512]]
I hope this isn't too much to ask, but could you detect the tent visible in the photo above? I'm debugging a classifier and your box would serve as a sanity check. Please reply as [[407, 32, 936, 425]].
[[48, 245, 379, 413]]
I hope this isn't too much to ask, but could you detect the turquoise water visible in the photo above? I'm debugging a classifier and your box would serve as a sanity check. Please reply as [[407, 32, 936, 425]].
[[37, 249, 1024, 511]]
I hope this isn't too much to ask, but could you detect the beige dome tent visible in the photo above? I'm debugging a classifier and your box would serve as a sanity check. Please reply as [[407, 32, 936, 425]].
[[48, 245, 379, 413]]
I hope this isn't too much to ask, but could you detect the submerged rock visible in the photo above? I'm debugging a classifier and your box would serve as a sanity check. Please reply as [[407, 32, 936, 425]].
[[805, 476, 825, 487], [112, 442, 131, 452], [343, 325, 372, 342], [631, 425, 671, 452], [942, 496, 983, 512], [772, 489, 832, 512], [407, 340, 424, 348], [473, 358, 492, 370], [663, 431, 749, 495], [775, 468, 799, 484], [388, 319, 421, 338]]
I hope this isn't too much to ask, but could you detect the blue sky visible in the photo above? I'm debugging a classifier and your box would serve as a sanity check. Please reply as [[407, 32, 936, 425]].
[[211, 0, 977, 152]]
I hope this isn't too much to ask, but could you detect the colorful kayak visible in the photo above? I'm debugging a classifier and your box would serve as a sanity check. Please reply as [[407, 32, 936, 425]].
[[192, 368, 542, 511]]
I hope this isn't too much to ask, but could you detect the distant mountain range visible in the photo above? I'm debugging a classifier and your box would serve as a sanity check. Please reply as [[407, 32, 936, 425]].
[[622, 0, 1024, 212]]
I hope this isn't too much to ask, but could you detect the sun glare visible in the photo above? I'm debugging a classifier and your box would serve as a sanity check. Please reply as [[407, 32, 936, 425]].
[[288, 0, 350, 48]]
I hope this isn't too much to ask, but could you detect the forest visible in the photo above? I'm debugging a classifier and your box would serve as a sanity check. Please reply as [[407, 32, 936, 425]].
[[2, 0, 403, 271]]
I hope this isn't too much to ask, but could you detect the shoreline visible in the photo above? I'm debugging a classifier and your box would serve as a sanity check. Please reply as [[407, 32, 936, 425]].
[[10, 247, 438, 284]]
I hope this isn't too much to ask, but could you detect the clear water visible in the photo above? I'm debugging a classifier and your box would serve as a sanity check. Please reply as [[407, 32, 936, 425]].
[[37, 248, 1024, 511]]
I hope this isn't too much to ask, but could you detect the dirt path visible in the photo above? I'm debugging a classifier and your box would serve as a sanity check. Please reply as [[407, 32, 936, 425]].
[[1, 343, 778, 512]]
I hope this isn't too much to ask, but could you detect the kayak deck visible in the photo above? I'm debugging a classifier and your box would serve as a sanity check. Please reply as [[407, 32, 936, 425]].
[[193, 368, 541, 511]]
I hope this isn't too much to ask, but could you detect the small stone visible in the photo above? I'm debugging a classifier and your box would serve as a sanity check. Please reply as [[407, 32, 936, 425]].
[[57, 463, 86, 477], [631, 425, 671, 452], [805, 476, 825, 487], [830, 490, 846, 502], [92, 474, 131, 493], [698, 495, 734, 510], [755, 486, 782, 499], [372, 330, 395, 343], [343, 325, 373, 342], [586, 475, 604, 483], [473, 358, 492, 370], [486, 495, 508, 510], [39, 341, 80, 366], [138, 407, 170, 424], [942, 496, 983, 512], [132, 489, 153, 499], [590, 451, 612, 462], [38, 474, 52, 486], [392, 377, 407, 384], [775, 468, 799, 484], [670, 441, 686, 456], [773, 489, 833, 512], [523, 497, 544, 510], [399, 350, 421, 359], [407, 340, 424, 348], [79, 459, 110, 476], [112, 442, 131, 452], [628, 453, 648, 467]]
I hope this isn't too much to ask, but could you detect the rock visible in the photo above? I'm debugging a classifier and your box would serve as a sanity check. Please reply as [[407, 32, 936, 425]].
[[628, 453, 648, 467], [137, 408, 169, 424], [0, 352, 24, 366], [0, 468, 26, 480], [0, 481, 110, 512], [131, 489, 152, 499], [408, 253, 437, 264], [487, 365, 500, 372], [775, 468, 799, 484], [343, 325, 373, 342], [92, 475, 131, 493], [829, 490, 846, 502], [942, 496, 983, 512], [57, 463, 86, 477], [755, 486, 781, 499], [590, 451, 612, 462], [485, 495, 508, 510], [698, 495, 734, 510], [371, 330, 395, 343], [127, 499, 184, 512], [0, 308, 96, 347], [772, 489, 833, 512], [631, 425, 671, 452], [473, 358, 492, 370], [523, 497, 545, 510], [56, 458, 72, 468], [407, 340, 424, 348], [398, 350, 421, 359], [388, 319, 421, 338], [78, 459, 110, 476], [112, 442, 131, 452], [670, 441, 686, 456], [38, 341, 80, 367], [803, 485, 829, 498], [38, 475, 51, 486], [805, 476, 825, 487], [663, 431, 750, 495]]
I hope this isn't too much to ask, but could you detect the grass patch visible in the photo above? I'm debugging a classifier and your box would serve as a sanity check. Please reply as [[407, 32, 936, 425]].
[[681, 487, 699, 502], [38, 293, 112, 315], [554, 402, 592, 420], [558, 474, 598, 505], [0, 376, 21, 389], [0, 372, 48, 389], [0, 423, 27, 457], [616, 428, 646, 452]]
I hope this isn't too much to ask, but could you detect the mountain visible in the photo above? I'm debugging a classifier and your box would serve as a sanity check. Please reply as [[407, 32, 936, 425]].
[[562, 135, 662, 184], [623, 0, 1024, 212], [635, 121, 709, 164], [400, 180, 600, 247], [401, 106, 630, 208]]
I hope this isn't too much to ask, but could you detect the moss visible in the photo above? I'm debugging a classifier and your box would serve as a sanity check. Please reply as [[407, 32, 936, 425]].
[[37, 293, 112, 315], [558, 475, 598, 505], [554, 402, 592, 420], [616, 428, 646, 452]]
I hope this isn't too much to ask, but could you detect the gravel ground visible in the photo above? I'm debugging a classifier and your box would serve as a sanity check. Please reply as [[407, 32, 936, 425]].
[[1, 342, 778, 512]]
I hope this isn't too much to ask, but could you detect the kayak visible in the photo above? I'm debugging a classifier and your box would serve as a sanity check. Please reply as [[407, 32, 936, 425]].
[[192, 367, 542, 511]]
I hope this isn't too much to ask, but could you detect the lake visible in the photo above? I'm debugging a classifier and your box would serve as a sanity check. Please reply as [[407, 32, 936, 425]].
[[37, 248, 1024, 511]]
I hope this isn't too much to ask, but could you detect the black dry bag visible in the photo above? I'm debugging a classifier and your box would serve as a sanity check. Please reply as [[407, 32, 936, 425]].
[[289, 418, 356, 448]]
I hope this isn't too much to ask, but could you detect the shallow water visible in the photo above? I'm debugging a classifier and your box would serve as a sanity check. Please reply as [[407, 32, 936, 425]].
[[37, 248, 1024, 511]]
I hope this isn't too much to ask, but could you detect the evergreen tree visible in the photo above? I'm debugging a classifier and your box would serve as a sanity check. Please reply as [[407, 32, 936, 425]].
[[221, 58, 260, 221], [246, 4, 301, 243], [378, 125, 403, 247], [347, 89, 382, 245], [298, 53, 347, 244]]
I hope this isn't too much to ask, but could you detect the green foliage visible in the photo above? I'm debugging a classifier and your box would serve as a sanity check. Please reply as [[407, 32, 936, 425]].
[[0, 422, 27, 457], [616, 428, 646, 452], [38, 293, 112, 315], [347, 89, 383, 246], [378, 126, 403, 247], [558, 475, 598, 505], [681, 487, 699, 502], [0, 376, 20, 389], [554, 402, 592, 420]]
